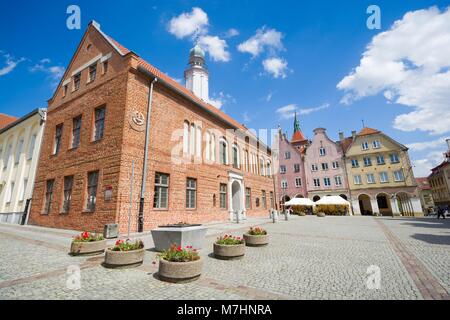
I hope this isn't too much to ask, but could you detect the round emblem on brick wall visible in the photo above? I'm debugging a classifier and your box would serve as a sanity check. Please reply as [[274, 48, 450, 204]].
[[129, 110, 145, 132]]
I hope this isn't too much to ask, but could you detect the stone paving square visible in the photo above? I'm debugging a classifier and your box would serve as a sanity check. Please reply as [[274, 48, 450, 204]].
[[0, 216, 449, 300]]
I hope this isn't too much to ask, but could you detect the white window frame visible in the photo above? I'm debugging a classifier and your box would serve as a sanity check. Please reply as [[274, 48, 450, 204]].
[[319, 147, 326, 156], [354, 175, 362, 185], [366, 173, 376, 184], [295, 177, 302, 188], [394, 170, 405, 182], [335, 176, 342, 187], [324, 177, 331, 187], [380, 172, 389, 183], [361, 141, 369, 150]]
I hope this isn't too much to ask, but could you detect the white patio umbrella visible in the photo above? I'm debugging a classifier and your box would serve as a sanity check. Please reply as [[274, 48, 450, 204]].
[[284, 198, 315, 207], [315, 196, 352, 215]]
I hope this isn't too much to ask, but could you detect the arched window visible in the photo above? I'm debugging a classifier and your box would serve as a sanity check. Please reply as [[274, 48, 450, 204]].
[[210, 133, 216, 162], [219, 138, 228, 165], [259, 157, 265, 176], [189, 123, 195, 155], [232, 144, 240, 169], [266, 160, 272, 177], [195, 125, 202, 157], [205, 132, 210, 161], [183, 121, 189, 155]]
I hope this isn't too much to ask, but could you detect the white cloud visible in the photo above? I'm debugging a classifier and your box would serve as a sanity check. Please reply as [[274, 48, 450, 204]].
[[30, 59, 65, 86], [168, 7, 209, 39], [242, 111, 251, 123], [298, 103, 330, 115], [407, 137, 450, 151], [238, 27, 284, 57], [225, 28, 239, 38], [209, 92, 235, 109], [198, 35, 230, 62], [276, 104, 297, 119], [0, 54, 25, 76], [337, 6, 450, 135], [262, 57, 288, 79], [412, 150, 446, 177], [276, 103, 330, 119]]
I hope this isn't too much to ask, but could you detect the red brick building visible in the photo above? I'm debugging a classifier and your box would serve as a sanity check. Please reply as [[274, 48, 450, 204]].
[[28, 21, 275, 233]]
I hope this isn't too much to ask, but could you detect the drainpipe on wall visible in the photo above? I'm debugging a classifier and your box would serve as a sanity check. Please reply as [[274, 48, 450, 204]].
[[138, 77, 158, 233]]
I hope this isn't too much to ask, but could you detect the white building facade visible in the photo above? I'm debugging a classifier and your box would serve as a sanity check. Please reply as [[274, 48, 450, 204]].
[[0, 108, 46, 224]]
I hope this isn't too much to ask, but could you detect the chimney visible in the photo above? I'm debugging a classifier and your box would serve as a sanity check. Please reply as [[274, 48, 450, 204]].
[[351, 130, 357, 139], [339, 131, 344, 141]]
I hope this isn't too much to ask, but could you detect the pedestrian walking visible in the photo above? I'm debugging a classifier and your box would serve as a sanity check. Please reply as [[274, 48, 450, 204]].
[[437, 207, 446, 219]]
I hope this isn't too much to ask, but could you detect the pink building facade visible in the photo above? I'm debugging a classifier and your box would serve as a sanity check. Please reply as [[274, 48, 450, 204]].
[[304, 128, 349, 201]]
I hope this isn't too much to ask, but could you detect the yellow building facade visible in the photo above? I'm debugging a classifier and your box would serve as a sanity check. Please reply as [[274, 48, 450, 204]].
[[342, 127, 422, 216]]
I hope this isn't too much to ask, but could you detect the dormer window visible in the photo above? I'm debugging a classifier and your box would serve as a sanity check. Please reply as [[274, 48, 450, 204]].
[[73, 73, 81, 91], [89, 63, 97, 82], [102, 60, 109, 75]]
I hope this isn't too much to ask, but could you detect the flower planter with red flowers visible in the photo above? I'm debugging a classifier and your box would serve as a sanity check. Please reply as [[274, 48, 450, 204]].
[[213, 235, 245, 260], [157, 245, 202, 283], [104, 239, 145, 268], [243, 227, 269, 247], [70, 232, 106, 256]]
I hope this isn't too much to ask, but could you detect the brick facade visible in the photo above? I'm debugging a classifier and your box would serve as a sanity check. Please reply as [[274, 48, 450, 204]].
[[28, 22, 275, 233]]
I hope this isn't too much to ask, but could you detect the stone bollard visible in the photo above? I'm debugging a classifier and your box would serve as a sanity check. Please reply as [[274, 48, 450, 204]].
[[285, 210, 289, 221]]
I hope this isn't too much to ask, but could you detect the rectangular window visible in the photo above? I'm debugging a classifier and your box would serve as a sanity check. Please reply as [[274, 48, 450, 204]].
[[6, 181, 14, 203], [351, 159, 359, 168], [219, 183, 227, 209], [86, 171, 99, 211], [3, 144, 12, 169], [153, 173, 169, 209], [281, 180, 288, 189], [363, 157, 372, 167], [89, 63, 97, 82], [394, 170, 404, 182], [335, 176, 342, 186], [72, 116, 82, 149], [15, 138, 24, 164], [103, 61, 109, 74], [280, 165, 286, 174], [44, 179, 54, 214], [313, 178, 320, 187], [361, 141, 369, 150], [324, 177, 331, 187], [295, 177, 302, 188], [53, 124, 63, 155], [332, 161, 339, 169], [27, 134, 37, 160], [62, 175, 74, 213], [261, 190, 267, 209], [321, 163, 329, 171], [319, 147, 326, 156], [376, 155, 385, 165], [390, 153, 400, 163], [186, 178, 197, 209], [366, 173, 376, 184], [294, 164, 300, 173], [285, 152, 291, 160], [19, 178, 27, 202], [311, 164, 318, 172], [245, 188, 251, 209], [270, 191, 274, 209], [373, 140, 381, 149], [93, 106, 105, 141], [73, 72, 81, 91], [380, 172, 389, 183], [354, 175, 362, 185]]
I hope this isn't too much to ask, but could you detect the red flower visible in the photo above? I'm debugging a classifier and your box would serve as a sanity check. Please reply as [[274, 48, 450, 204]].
[[115, 240, 123, 246], [81, 232, 89, 239], [177, 245, 182, 252]]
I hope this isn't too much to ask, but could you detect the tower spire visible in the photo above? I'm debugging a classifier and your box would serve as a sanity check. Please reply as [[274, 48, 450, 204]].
[[293, 112, 301, 132]]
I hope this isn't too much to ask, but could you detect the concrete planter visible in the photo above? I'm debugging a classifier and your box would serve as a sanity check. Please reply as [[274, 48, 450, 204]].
[[213, 243, 245, 260], [317, 212, 326, 217], [70, 239, 107, 256], [158, 257, 203, 283], [151, 225, 206, 252], [104, 248, 145, 268], [243, 234, 269, 247]]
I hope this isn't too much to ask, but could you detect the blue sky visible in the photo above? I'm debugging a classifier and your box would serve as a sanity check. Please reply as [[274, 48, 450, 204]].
[[1, 0, 450, 177]]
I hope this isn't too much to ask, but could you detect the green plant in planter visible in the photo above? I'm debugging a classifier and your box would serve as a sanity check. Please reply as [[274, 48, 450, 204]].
[[158, 244, 200, 262], [72, 231, 104, 243], [111, 239, 144, 251], [216, 235, 244, 245], [247, 227, 267, 236]]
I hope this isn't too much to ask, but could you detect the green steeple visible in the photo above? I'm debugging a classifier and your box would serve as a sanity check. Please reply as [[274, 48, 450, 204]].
[[293, 112, 300, 132]]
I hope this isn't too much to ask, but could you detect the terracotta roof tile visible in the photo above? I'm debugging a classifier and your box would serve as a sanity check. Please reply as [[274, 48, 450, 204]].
[[0, 113, 18, 130], [357, 127, 380, 136], [415, 177, 431, 190], [291, 130, 307, 143]]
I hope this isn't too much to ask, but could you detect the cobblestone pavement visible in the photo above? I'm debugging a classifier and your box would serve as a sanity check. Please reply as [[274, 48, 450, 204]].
[[0, 216, 448, 300]]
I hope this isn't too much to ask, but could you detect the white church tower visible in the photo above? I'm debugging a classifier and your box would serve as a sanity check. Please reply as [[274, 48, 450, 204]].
[[184, 44, 209, 102]]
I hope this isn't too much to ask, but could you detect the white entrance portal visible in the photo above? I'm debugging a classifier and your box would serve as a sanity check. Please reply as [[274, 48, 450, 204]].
[[228, 171, 246, 221]]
